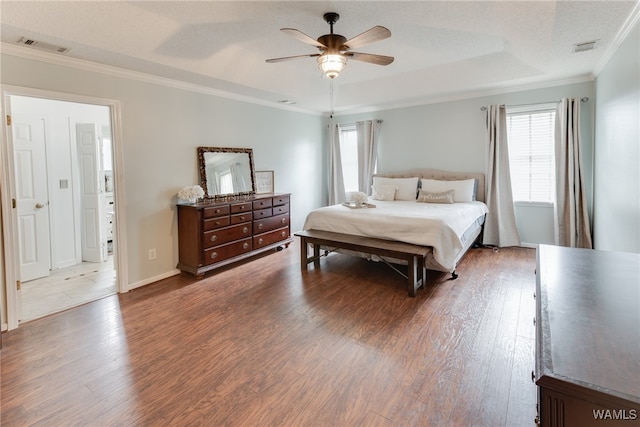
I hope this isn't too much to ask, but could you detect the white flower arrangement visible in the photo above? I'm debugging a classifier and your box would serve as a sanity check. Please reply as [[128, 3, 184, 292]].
[[177, 185, 205, 202], [349, 191, 369, 205]]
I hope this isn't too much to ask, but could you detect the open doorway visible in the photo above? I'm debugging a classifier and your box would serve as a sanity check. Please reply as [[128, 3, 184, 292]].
[[8, 95, 116, 322]]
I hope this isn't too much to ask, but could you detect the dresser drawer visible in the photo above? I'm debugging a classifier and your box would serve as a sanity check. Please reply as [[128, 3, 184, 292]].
[[203, 216, 230, 231], [273, 195, 289, 206], [230, 202, 252, 214], [203, 205, 230, 218], [272, 203, 289, 216], [177, 193, 292, 276], [254, 227, 290, 248], [230, 212, 252, 225], [254, 207, 272, 219], [253, 198, 273, 210], [203, 223, 251, 248], [254, 213, 289, 234], [203, 238, 252, 265]]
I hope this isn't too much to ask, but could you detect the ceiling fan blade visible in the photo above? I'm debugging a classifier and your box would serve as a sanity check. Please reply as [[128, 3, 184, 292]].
[[343, 26, 391, 50], [265, 53, 320, 63], [281, 28, 326, 48], [346, 52, 394, 66]]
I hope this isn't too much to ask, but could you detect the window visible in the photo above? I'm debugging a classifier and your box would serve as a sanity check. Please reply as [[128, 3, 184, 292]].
[[219, 171, 233, 194], [339, 125, 358, 193], [506, 107, 556, 204]]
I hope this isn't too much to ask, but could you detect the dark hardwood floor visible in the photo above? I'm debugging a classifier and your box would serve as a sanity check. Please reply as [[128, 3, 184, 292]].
[[1, 240, 537, 426]]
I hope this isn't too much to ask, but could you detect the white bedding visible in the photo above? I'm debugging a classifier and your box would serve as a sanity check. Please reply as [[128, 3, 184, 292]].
[[303, 200, 488, 271]]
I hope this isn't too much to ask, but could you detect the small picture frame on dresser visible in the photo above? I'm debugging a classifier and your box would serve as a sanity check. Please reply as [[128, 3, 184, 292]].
[[255, 170, 274, 194]]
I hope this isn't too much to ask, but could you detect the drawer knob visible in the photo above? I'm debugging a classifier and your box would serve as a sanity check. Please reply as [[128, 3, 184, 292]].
[[215, 209, 221, 214], [239, 216, 245, 221], [258, 223, 263, 230], [281, 231, 286, 237], [210, 235, 218, 242], [281, 218, 286, 224], [215, 221, 221, 226], [243, 242, 249, 249], [258, 238, 264, 245], [210, 252, 218, 259], [243, 227, 249, 234]]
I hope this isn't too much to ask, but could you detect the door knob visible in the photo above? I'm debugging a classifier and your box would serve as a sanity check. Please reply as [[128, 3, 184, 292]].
[[35, 203, 45, 209]]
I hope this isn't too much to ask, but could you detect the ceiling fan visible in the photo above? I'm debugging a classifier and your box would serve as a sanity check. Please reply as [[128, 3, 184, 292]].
[[266, 12, 394, 79]]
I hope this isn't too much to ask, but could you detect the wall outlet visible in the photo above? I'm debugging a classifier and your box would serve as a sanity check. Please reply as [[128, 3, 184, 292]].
[[148, 248, 157, 260]]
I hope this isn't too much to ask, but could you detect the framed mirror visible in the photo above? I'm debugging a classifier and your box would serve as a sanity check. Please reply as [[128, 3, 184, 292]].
[[197, 147, 256, 198]]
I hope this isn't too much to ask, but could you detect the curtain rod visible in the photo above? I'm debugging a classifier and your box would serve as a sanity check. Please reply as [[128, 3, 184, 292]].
[[356, 119, 383, 124], [336, 120, 383, 128], [480, 97, 589, 111]]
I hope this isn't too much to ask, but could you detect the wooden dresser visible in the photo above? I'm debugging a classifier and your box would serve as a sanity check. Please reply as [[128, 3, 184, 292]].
[[535, 245, 640, 426], [177, 193, 292, 276]]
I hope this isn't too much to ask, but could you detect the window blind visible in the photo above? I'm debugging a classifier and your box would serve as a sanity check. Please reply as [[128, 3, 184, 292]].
[[339, 126, 358, 193], [506, 109, 555, 203]]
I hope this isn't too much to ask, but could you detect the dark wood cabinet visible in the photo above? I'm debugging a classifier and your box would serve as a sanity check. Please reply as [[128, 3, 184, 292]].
[[535, 245, 640, 426], [177, 193, 292, 275]]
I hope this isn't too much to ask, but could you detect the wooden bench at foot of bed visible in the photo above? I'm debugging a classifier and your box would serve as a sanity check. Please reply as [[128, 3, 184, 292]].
[[294, 229, 431, 297]]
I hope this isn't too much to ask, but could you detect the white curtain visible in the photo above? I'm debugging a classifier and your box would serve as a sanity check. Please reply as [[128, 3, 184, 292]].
[[229, 162, 246, 192], [206, 165, 220, 195], [483, 105, 521, 247], [328, 124, 346, 205], [356, 120, 381, 194], [554, 98, 593, 248]]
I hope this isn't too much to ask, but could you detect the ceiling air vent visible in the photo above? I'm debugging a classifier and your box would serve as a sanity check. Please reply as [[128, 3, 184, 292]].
[[17, 37, 70, 54], [573, 40, 598, 53]]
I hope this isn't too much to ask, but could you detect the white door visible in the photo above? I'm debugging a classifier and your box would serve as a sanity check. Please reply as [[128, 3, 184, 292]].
[[76, 123, 105, 263], [13, 115, 52, 282]]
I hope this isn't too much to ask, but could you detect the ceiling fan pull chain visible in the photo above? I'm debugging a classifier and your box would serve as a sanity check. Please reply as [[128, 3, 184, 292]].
[[329, 79, 334, 118]]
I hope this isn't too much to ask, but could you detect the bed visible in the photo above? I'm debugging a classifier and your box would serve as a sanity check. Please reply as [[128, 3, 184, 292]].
[[295, 169, 488, 296]]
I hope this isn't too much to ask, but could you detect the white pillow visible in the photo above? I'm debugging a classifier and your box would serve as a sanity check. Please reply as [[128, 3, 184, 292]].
[[372, 177, 419, 201], [371, 184, 396, 201], [420, 178, 477, 202]]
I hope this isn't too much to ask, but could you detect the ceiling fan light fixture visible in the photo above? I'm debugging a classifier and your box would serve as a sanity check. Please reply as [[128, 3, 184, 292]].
[[317, 53, 346, 78]]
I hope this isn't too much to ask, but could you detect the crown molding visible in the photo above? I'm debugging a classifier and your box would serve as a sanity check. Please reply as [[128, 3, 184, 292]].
[[0, 42, 321, 116], [334, 74, 595, 116], [0, 40, 604, 119], [593, 1, 640, 77]]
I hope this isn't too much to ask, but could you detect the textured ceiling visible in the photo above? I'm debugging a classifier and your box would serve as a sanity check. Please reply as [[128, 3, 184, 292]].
[[1, 1, 637, 114]]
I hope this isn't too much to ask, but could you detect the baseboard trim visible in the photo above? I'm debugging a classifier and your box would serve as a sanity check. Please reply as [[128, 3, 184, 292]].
[[520, 242, 539, 249], [127, 269, 181, 291]]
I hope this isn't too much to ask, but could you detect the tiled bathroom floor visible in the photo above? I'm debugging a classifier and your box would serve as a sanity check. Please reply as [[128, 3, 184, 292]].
[[20, 257, 116, 322]]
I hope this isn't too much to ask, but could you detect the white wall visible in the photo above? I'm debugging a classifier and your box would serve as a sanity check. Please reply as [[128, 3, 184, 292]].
[[334, 81, 595, 246], [594, 21, 640, 253], [1, 53, 326, 290], [514, 204, 555, 246]]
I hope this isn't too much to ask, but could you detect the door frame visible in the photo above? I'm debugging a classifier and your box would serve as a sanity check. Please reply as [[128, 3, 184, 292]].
[[1, 85, 129, 331]]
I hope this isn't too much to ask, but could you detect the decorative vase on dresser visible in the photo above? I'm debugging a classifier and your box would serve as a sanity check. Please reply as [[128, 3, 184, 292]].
[[177, 193, 292, 276]]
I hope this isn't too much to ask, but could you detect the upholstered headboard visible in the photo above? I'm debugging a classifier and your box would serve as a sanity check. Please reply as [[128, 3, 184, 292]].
[[373, 169, 486, 203]]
